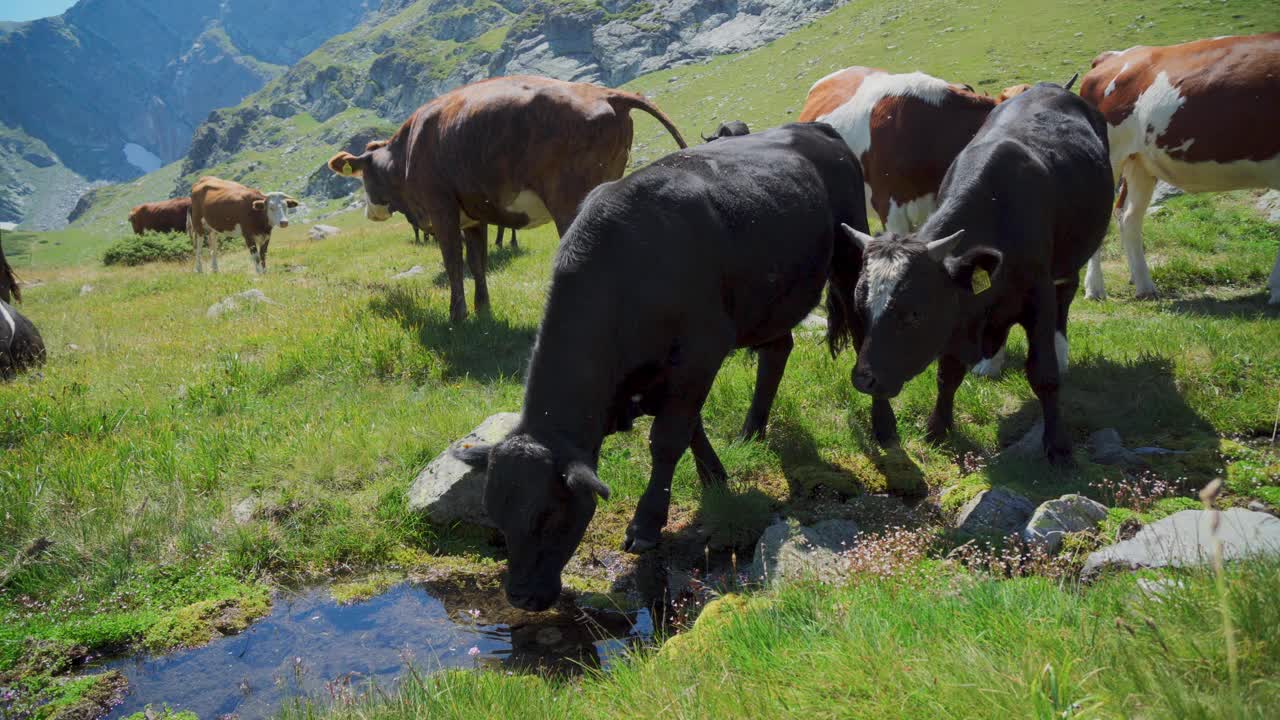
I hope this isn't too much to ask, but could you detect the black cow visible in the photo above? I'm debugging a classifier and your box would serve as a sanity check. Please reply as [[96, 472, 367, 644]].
[[702, 120, 751, 141], [455, 124, 868, 611], [1, 237, 45, 379], [840, 83, 1112, 463]]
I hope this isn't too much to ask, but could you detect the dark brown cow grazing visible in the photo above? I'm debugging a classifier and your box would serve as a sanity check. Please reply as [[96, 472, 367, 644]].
[[799, 67, 1028, 237], [328, 75, 688, 323], [128, 197, 191, 236], [1080, 33, 1280, 303], [188, 176, 297, 274]]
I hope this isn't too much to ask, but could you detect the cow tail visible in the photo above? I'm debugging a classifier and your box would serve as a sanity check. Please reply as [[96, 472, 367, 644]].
[[0, 233, 20, 304], [825, 224, 863, 358], [610, 93, 688, 149]]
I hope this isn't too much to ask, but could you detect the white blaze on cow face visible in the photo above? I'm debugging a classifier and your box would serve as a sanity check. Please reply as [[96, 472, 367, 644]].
[[863, 246, 912, 323], [263, 193, 294, 229]]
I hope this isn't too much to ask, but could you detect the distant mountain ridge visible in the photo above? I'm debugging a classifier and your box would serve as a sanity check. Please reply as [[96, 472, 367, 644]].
[[0, 0, 373, 228]]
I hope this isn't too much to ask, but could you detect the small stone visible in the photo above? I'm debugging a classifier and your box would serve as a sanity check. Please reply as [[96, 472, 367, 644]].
[[80, 284, 94, 295], [407, 413, 520, 527], [953, 488, 1035, 536], [308, 224, 340, 241], [232, 497, 258, 525], [1021, 494, 1109, 553], [798, 313, 827, 333], [392, 265, 425, 280], [1003, 419, 1045, 457], [207, 290, 274, 319], [750, 518, 859, 586]]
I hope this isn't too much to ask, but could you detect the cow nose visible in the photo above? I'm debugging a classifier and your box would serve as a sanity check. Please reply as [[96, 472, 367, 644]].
[[507, 590, 555, 612], [279, 220, 289, 228], [852, 367, 880, 395]]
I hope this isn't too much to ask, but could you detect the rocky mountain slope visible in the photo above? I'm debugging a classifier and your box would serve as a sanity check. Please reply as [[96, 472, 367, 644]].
[[0, 0, 373, 228], [71, 0, 852, 230]]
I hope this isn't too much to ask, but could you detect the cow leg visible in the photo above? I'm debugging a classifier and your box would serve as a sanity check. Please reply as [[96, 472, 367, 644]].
[[463, 225, 490, 314], [624, 342, 728, 554], [1118, 165, 1158, 299], [1054, 277, 1079, 373], [510, 229, 519, 250], [243, 234, 259, 274], [925, 354, 968, 443], [193, 227, 204, 273], [1083, 250, 1107, 300], [433, 214, 468, 323], [257, 236, 270, 274], [690, 416, 728, 487], [1024, 285, 1071, 465], [495, 226, 505, 248], [739, 332, 793, 441], [208, 232, 220, 273]]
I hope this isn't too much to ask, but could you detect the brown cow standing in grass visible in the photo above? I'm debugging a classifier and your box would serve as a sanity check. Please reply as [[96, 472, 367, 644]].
[[188, 176, 298, 274], [128, 197, 191, 235], [328, 75, 688, 323], [1079, 33, 1280, 303]]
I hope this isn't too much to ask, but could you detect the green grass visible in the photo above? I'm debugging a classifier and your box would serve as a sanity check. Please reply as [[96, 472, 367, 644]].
[[2, 0, 1279, 711], [284, 559, 1280, 719]]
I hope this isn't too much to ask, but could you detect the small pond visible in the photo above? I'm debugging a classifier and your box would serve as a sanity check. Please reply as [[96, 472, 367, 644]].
[[92, 583, 652, 719]]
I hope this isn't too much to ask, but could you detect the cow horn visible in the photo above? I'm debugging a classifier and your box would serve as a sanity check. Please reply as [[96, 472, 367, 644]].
[[1063, 72, 1080, 92], [841, 223, 875, 250], [925, 230, 965, 259]]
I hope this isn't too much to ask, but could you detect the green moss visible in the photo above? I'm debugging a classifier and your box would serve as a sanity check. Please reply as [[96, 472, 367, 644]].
[[142, 586, 271, 652], [331, 572, 404, 605], [940, 474, 990, 517], [122, 705, 200, 720], [697, 484, 775, 549]]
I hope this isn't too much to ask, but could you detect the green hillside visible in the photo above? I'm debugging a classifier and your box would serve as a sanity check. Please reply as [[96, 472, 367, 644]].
[[2, 0, 1279, 717]]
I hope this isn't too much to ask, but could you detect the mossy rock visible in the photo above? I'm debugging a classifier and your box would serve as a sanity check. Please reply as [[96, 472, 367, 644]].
[[659, 594, 763, 661], [143, 589, 271, 652], [330, 572, 404, 605]]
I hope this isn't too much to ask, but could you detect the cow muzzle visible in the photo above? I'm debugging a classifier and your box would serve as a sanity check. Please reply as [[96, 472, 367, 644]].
[[366, 203, 392, 222], [278, 220, 289, 229], [852, 366, 900, 398]]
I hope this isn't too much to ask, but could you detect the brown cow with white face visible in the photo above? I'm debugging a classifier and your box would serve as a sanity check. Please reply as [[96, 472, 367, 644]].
[[189, 176, 297, 274], [129, 197, 191, 236], [1080, 33, 1280, 304], [328, 75, 688, 324], [799, 67, 1028, 237]]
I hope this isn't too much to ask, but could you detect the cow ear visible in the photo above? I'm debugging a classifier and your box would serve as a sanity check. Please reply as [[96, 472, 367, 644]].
[[944, 246, 1003, 294], [251, 200, 265, 212], [328, 151, 367, 177], [285, 198, 299, 208], [565, 461, 610, 501], [452, 443, 493, 470]]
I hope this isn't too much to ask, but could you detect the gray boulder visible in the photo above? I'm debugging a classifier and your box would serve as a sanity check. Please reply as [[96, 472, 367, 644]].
[[1082, 509, 1280, 581], [392, 265, 425, 280], [407, 413, 520, 527], [206, 289, 274, 319], [750, 518, 859, 586], [1256, 190, 1280, 224], [953, 488, 1035, 536], [1021, 494, 1109, 553], [308, 224, 340, 241]]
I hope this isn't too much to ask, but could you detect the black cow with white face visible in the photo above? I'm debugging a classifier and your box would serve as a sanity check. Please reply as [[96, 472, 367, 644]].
[[840, 83, 1112, 463], [455, 124, 868, 610]]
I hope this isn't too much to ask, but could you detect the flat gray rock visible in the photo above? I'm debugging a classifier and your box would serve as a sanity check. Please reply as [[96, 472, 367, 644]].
[[1002, 419, 1044, 457], [1255, 189, 1280, 223], [407, 413, 520, 528], [798, 313, 828, 333], [392, 265, 425, 280], [308, 224, 340, 241], [206, 289, 274, 319], [953, 487, 1035, 536], [1082, 509, 1280, 582], [750, 518, 859, 586], [1021, 494, 1109, 553]]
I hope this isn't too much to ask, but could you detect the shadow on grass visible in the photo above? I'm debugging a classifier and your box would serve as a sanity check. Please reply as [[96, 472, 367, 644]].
[[1166, 292, 1279, 320], [368, 285, 537, 382], [430, 242, 527, 288], [983, 354, 1219, 500]]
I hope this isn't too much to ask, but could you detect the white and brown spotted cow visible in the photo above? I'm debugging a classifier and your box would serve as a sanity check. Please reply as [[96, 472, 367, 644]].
[[1081, 33, 1280, 303], [189, 176, 298, 274], [798, 67, 1028, 235]]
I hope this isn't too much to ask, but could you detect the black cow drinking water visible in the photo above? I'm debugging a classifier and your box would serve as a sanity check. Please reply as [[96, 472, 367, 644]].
[[0, 236, 46, 378], [838, 83, 1113, 463], [456, 123, 868, 610]]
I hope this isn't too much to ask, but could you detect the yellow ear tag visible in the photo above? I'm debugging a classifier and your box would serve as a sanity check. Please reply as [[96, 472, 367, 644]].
[[971, 268, 992, 295], [342, 162, 354, 176]]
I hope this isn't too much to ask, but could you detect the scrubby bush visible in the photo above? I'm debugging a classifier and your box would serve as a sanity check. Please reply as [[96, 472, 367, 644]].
[[102, 232, 191, 266]]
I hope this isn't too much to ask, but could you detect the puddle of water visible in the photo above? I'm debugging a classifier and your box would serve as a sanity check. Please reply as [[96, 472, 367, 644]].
[[92, 583, 651, 720]]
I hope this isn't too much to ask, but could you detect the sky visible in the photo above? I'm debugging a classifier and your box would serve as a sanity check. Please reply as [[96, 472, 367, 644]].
[[0, 0, 77, 22]]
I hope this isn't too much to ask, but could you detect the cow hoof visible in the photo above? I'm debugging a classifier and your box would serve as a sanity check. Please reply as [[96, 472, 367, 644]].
[[1134, 289, 1159, 300], [924, 420, 950, 445], [874, 428, 900, 448], [622, 526, 660, 554]]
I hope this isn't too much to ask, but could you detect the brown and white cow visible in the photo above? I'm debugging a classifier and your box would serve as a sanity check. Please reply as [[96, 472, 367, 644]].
[[188, 176, 297, 274], [1080, 33, 1280, 304], [328, 75, 688, 323], [128, 197, 191, 236], [799, 67, 1027, 236]]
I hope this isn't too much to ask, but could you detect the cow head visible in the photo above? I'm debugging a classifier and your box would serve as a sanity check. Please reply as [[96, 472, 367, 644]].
[[328, 140, 396, 222], [455, 433, 609, 612], [701, 120, 750, 142], [252, 193, 299, 229], [841, 224, 1002, 398]]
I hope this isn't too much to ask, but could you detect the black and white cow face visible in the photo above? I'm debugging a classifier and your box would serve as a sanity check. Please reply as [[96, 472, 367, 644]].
[[842, 225, 1002, 398], [328, 143, 396, 222], [455, 433, 609, 612]]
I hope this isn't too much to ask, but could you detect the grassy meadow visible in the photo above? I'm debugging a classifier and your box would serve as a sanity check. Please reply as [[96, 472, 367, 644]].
[[2, 0, 1279, 716]]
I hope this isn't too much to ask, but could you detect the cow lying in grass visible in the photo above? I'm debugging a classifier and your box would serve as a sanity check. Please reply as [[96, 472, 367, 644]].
[[840, 84, 1113, 464], [455, 124, 868, 611], [328, 75, 688, 324], [0, 237, 45, 378]]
